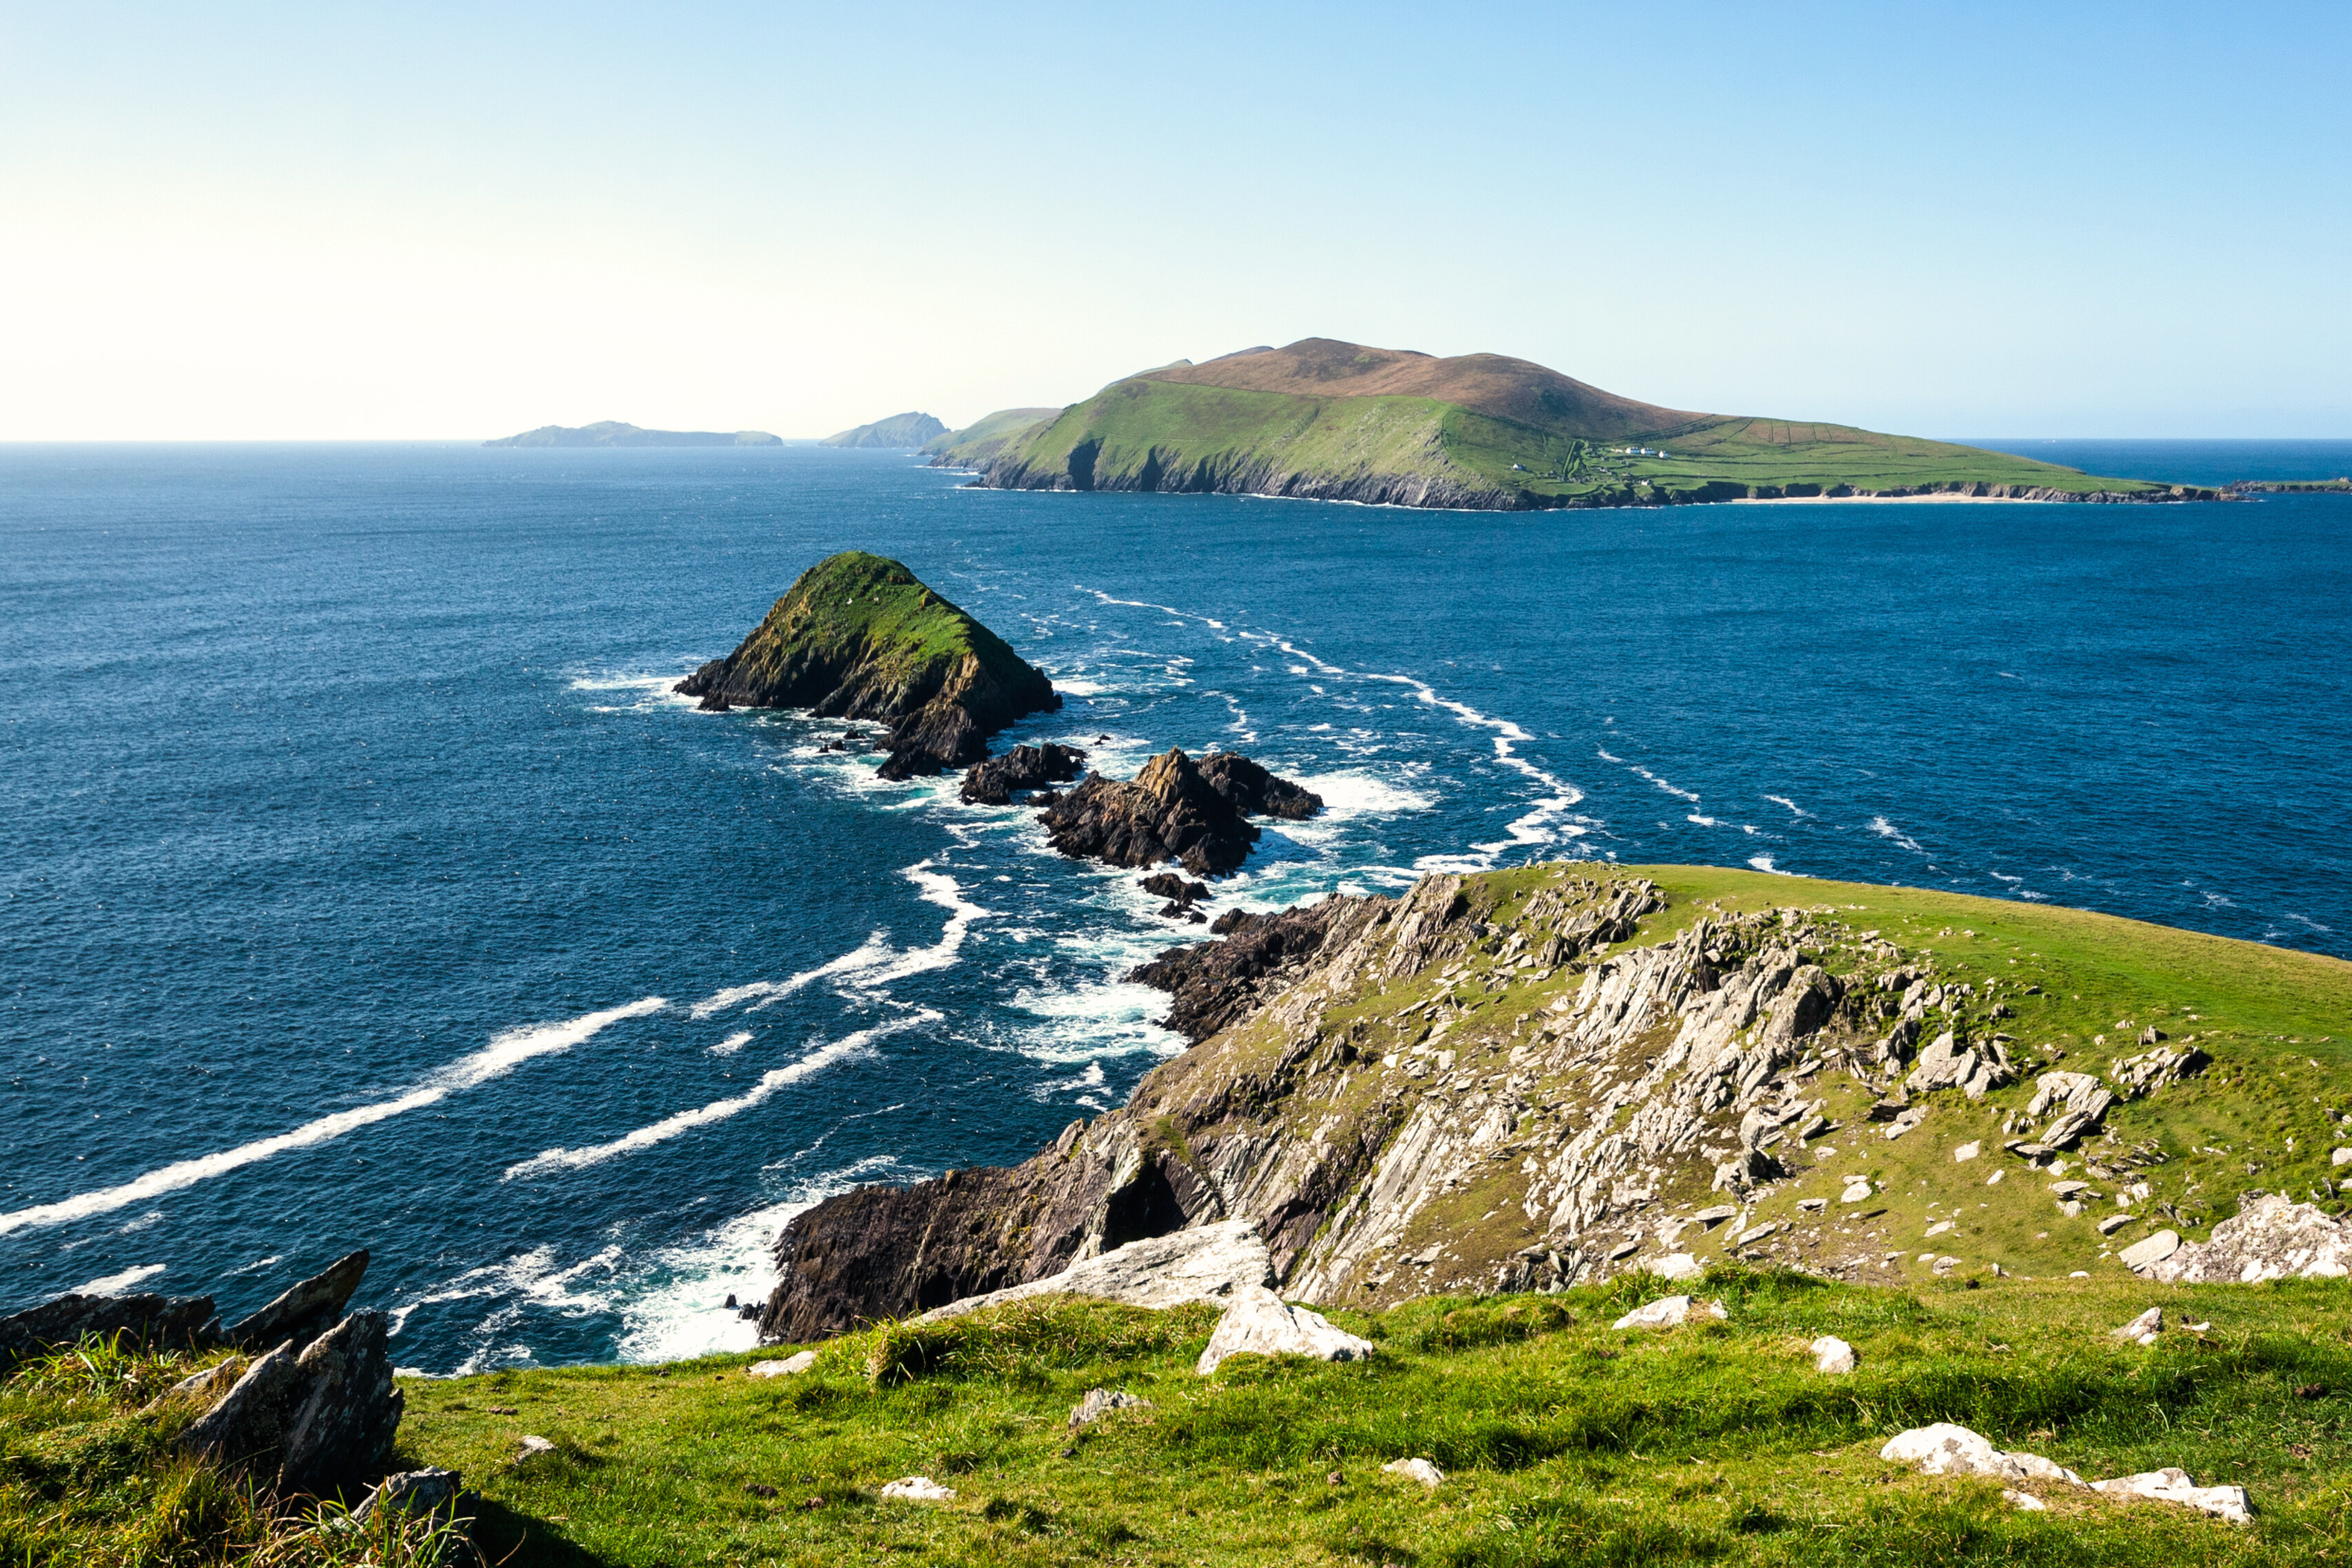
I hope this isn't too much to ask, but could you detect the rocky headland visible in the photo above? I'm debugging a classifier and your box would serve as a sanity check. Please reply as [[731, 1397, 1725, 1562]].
[[755, 860, 2350, 1340], [1037, 747, 1323, 877], [675, 551, 1061, 779], [822, 412, 948, 449]]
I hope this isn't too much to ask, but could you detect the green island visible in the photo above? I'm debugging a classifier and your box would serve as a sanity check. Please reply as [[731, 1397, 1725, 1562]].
[[931, 341, 2216, 509], [10, 866, 2352, 1565], [824, 413, 949, 450]]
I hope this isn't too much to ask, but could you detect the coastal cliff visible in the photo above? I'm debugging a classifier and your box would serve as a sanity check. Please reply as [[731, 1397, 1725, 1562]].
[[675, 551, 1059, 779], [758, 861, 2346, 1338]]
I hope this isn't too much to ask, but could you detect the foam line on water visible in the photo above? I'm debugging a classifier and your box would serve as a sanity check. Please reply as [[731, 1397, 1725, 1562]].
[[709, 1032, 752, 1057], [75, 1264, 166, 1295], [854, 862, 992, 986], [502, 1016, 928, 1180], [1766, 795, 1811, 818], [0, 997, 666, 1237], [1867, 816, 1928, 853], [688, 934, 893, 1019]]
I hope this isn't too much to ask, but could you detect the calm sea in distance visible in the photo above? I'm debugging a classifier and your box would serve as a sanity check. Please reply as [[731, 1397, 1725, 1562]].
[[4, 437, 2347, 1371]]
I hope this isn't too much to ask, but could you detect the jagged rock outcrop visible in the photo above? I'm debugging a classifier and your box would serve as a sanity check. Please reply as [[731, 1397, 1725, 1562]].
[[179, 1309, 403, 1500], [675, 552, 1059, 779], [961, 743, 1086, 805], [227, 1249, 368, 1355], [2143, 1195, 2352, 1283], [1038, 748, 1323, 876], [759, 861, 2247, 1328], [0, 1290, 215, 1376]]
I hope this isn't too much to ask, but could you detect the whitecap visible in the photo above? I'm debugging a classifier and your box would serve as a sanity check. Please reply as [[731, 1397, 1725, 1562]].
[[75, 1263, 166, 1295], [1749, 855, 1779, 873], [0, 997, 666, 1237], [1053, 679, 1111, 696], [689, 935, 891, 1019], [1866, 816, 1927, 853], [1687, 814, 1719, 827], [708, 1031, 752, 1057], [502, 1018, 922, 1181], [1766, 795, 1810, 818]]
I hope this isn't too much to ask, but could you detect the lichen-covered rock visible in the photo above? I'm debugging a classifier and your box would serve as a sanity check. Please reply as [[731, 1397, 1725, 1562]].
[[1612, 1295, 1726, 1330], [2092, 1467, 2252, 1523], [2107, 1044, 2212, 1098], [1067, 1388, 1152, 1427], [1195, 1286, 1373, 1374], [1880, 1424, 2083, 1485], [2146, 1194, 2352, 1283], [0, 1290, 215, 1377], [227, 1249, 368, 1355], [918, 1219, 1271, 1321], [179, 1310, 402, 1500]]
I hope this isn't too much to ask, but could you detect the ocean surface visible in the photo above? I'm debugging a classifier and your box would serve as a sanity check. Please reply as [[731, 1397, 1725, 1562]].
[[5, 437, 2347, 1373]]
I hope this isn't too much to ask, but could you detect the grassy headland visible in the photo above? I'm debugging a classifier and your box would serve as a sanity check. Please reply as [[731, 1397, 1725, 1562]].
[[940, 340, 2213, 509]]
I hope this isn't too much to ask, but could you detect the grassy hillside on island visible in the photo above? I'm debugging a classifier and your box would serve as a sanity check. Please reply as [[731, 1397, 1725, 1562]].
[[824, 412, 949, 449], [924, 407, 1064, 465], [940, 340, 2213, 509], [484, 421, 781, 448], [11, 867, 2349, 1566]]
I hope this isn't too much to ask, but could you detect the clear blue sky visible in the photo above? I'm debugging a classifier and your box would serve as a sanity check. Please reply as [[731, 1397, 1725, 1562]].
[[2, 1, 2343, 438]]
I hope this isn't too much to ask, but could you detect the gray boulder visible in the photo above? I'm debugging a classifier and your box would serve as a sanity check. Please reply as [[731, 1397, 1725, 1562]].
[[0, 1290, 215, 1376], [2026, 1072, 2115, 1150], [1195, 1285, 1373, 1374], [1067, 1388, 1152, 1427], [2107, 1044, 2211, 1098], [350, 1467, 474, 1534], [180, 1309, 403, 1500], [228, 1250, 369, 1355], [918, 1219, 1271, 1321], [2145, 1194, 2352, 1283]]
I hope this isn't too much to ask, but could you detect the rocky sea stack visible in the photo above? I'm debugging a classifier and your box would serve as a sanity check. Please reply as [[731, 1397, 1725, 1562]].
[[1039, 747, 1322, 876], [675, 551, 1060, 779]]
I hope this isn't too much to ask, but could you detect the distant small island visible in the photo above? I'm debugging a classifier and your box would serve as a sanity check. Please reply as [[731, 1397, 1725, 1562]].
[[822, 412, 948, 450], [483, 421, 781, 448]]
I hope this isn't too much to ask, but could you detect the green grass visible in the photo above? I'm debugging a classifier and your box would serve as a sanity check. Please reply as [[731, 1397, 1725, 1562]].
[[717, 550, 1044, 703], [970, 378, 2200, 508], [24, 1277, 2352, 1564], [379, 1274, 2352, 1565]]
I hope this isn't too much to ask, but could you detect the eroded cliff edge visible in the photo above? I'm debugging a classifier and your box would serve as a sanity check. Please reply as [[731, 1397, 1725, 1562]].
[[758, 862, 2291, 1342], [676, 551, 1059, 779]]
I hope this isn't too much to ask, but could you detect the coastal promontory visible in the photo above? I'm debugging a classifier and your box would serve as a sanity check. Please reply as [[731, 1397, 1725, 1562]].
[[822, 412, 949, 449], [675, 551, 1059, 779]]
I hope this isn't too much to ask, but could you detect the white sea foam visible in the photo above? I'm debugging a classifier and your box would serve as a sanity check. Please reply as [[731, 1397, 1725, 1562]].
[[502, 1018, 919, 1181], [1688, 814, 1719, 827], [1053, 679, 1111, 697], [75, 1263, 166, 1295], [1632, 766, 1700, 802], [709, 1031, 752, 1057], [568, 672, 700, 714], [0, 997, 665, 1237], [1296, 769, 1435, 817], [853, 863, 991, 986], [1749, 855, 1780, 873], [119, 1210, 164, 1233], [1765, 795, 1810, 818], [687, 935, 892, 1019], [1866, 816, 1927, 853]]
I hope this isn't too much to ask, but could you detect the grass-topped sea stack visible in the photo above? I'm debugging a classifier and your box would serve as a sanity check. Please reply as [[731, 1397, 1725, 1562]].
[[938, 337, 2217, 509], [675, 551, 1059, 780]]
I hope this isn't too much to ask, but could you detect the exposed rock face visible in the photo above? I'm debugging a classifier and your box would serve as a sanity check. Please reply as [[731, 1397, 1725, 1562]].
[[2145, 1195, 2352, 1283], [0, 1290, 215, 1376], [227, 1249, 368, 1355], [179, 1309, 403, 1500], [917, 1219, 1271, 1321], [961, 743, 1086, 804], [758, 861, 2238, 1327], [674, 552, 1059, 779], [1128, 900, 1353, 1042], [1038, 748, 1322, 876]]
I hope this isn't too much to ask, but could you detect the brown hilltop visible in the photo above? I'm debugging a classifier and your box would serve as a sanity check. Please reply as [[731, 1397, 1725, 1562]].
[[1141, 337, 1703, 442]]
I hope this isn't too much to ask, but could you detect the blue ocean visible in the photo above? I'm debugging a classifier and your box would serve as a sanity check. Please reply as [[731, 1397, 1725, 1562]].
[[5, 439, 2348, 1373]]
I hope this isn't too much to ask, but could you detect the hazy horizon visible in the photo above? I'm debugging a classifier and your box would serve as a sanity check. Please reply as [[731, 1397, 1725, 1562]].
[[4, 2, 2345, 441]]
